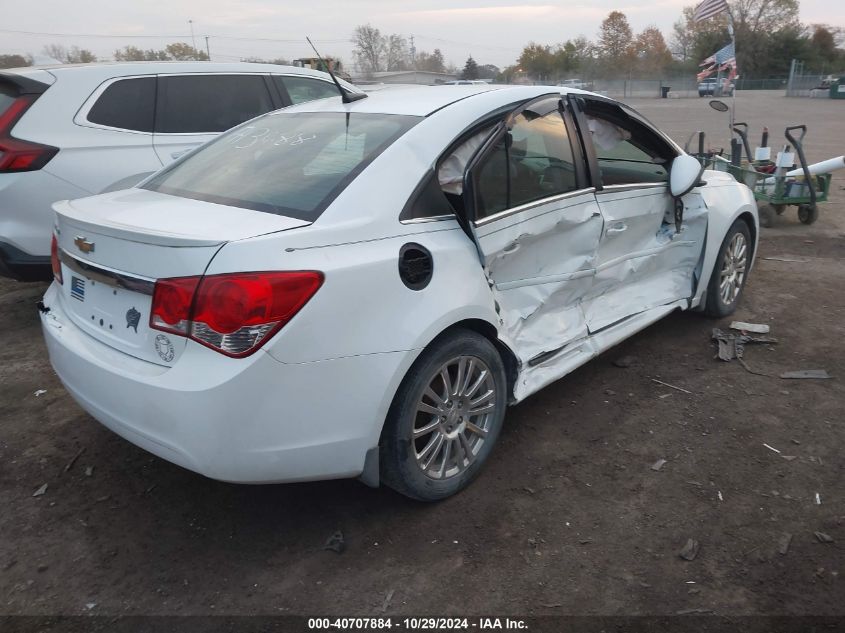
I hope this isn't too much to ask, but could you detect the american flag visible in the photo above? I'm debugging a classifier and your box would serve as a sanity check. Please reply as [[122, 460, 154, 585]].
[[714, 42, 736, 65], [693, 0, 729, 22]]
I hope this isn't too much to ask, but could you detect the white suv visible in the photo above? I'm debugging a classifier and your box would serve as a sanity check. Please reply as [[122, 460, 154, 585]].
[[0, 62, 358, 280]]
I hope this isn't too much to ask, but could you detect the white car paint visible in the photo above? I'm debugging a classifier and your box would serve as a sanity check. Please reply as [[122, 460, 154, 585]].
[[0, 62, 358, 278], [40, 84, 758, 489]]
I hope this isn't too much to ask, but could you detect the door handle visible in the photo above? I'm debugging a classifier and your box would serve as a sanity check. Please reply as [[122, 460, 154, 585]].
[[606, 223, 627, 236]]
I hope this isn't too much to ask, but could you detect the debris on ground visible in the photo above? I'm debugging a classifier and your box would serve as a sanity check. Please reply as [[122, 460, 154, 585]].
[[815, 493, 821, 505], [64, 448, 85, 473], [84, 466, 93, 477], [523, 487, 536, 495], [711, 328, 778, 370], [324, 530, 346, 554], [651, 459, 667, 471], [780, 369, 832, 379], [781, 455, 797, 461], [717, 491, 723, 502], [381, 588, 395, 612], [33, 389, 47, 397], [778, 533, 793, 555], [612, 356, 636, 368], [763, 443, 781, 454], [814, 532, 834, 543], [651, 379, 691, 394], [761, 256, 808, 263], [679, 539, 700, 561], [32, 484, 48, 497], [730, 321, 770, 334]]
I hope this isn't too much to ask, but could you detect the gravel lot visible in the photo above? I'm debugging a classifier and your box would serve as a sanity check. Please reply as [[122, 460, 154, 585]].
[[1, 91, 843, 618]]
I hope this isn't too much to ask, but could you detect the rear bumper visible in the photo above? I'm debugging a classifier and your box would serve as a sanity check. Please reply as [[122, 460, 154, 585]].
[[40, 282, 411, 484]]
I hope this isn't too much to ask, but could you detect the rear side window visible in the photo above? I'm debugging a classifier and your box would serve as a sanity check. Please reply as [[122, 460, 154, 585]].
[[142, 111, 419, 221], [0, 83, 18, 114], [276, 76, 340, 105], [155, 75, 274, 134], [87, 77, 155, 132]]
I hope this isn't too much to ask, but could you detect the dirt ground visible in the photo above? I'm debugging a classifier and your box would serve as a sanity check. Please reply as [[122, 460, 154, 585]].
[[1, 91, 844, 618]]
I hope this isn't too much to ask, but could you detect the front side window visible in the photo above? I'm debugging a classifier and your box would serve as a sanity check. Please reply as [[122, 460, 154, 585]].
[[580, 99, 676, 186], [143, 111, 419, 221], [155, 75, 274, 134], [88, 77, 155, 132], [473, 107, 578, 219], [277, 76, 340, 105]]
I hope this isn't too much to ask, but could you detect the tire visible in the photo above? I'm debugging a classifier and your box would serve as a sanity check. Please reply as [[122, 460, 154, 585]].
[[798, 204, 818, 225], [705, 218, 752, 318], [758, 204, 775, 228], [380, 329, 507, 501]]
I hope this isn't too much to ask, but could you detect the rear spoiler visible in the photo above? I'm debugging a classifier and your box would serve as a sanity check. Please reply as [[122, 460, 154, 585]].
[[0, 71, 51, 95]]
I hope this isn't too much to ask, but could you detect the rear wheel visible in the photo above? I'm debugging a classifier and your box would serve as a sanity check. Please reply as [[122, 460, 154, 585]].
[[380, 330, 507, 501], [705, 219, 751, 317], [798, 204, 818, 225]]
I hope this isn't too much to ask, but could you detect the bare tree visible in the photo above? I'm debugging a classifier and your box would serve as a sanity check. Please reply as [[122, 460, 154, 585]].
[[385, 34, 409, 71], [353, 24, 386, 74]]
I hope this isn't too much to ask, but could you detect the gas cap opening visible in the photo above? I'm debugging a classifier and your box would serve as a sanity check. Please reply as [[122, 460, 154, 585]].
[[398, 243, 433, 291]]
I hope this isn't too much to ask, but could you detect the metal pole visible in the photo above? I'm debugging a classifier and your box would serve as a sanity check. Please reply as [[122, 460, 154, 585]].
[[189, 19, 196, 52], [205, 36, 211, 60], [726, 11, 736, 132], [787, 58, 796, 97]]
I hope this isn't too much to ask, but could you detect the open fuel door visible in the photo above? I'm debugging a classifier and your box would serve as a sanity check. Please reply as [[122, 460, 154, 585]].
[[461, 94, 603, 386]]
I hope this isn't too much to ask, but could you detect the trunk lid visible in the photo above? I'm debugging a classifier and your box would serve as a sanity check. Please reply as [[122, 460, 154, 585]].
[[53, 188, 310, 366]]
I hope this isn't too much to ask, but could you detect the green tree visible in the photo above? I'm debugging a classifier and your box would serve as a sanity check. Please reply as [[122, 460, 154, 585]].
[[461, 56, 479, 80], [597, 11, 635, 75], [517, 43, 555, 80], [416, 48, 446, 73], [114, 46, 169, 61], [164, 43, 208, 61], [0, 54, 32, 69], [43, 44, 98, 64], [633, 26, 673, 76]]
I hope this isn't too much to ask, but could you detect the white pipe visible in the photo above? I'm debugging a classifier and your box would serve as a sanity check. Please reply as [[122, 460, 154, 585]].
[[785, 156, 845, 178]]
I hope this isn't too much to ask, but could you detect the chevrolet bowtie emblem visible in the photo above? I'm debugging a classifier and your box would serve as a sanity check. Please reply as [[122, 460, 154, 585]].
[[74, 236, 95, 254]]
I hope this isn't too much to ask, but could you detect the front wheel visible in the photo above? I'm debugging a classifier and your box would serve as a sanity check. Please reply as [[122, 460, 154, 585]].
[[380, 330, 507, 501], [705, 219, 752, 317]]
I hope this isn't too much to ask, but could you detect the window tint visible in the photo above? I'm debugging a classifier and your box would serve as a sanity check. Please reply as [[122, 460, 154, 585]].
[[143, 111, 419, 221], [88, 77, 155, 132], [155, 75, 274, 134], [581, 100, 675, 186], [473, 108, 578, 219], [277, 76, 340, 105]]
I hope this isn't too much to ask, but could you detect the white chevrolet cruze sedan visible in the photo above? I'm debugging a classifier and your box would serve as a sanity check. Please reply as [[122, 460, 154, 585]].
[[40, 85, 758, 500]]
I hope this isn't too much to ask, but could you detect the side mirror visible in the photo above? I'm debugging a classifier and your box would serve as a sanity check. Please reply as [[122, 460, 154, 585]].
[[670, 153, 704, 198]]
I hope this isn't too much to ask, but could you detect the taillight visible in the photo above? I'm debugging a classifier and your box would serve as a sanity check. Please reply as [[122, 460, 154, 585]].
[[150, 271, 323, 357], [150, 276, 201, 335], [50, 234, 63, 285], [0, 95, 58, 173]]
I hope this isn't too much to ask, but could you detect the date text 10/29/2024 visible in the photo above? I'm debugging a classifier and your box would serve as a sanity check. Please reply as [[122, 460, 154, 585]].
[[308, 618, 528, 630]]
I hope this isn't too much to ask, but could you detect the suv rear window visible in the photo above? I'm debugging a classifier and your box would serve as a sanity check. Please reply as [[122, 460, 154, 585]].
[[87, 77, 156, 132], [0, 83, 18, 115], [142, 111, 420, 220]]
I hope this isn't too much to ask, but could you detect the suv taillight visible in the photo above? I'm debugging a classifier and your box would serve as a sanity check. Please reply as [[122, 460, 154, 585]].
[[50, 234, 63, 285], [150, 271, 323, 357], [0, 95, 58, 173]]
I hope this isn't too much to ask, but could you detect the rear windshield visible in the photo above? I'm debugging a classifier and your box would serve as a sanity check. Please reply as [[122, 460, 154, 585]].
[[142, 111, 420, 221], [0, 83, 18, 114]]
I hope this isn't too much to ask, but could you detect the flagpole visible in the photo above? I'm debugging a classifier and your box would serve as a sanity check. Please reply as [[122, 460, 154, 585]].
[[726, 7, 736, 134]]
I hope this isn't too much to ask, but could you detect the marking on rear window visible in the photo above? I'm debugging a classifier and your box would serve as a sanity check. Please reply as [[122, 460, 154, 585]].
[[70, 276, 85, 302]]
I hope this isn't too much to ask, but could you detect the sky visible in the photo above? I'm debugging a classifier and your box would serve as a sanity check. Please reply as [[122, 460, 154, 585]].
[[1, 0, 842, 70]]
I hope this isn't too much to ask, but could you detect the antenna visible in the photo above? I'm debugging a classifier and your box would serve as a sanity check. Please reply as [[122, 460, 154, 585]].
[[306, 36, 366, 103]]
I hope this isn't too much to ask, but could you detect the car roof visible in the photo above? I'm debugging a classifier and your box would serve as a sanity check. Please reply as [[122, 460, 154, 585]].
[[6, 61, 339, 80], [275, 84, 591, 117]]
